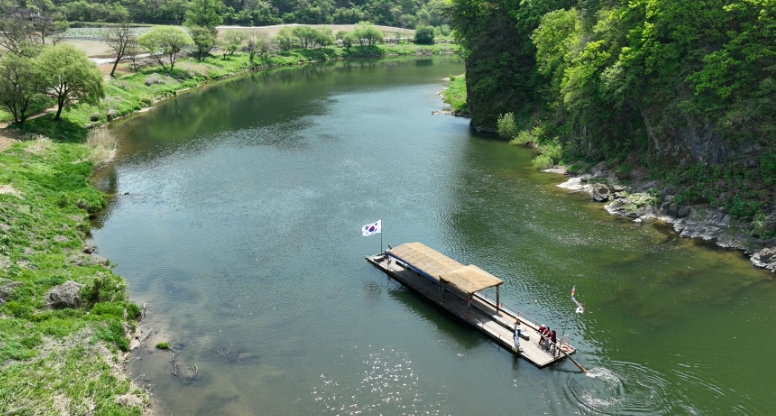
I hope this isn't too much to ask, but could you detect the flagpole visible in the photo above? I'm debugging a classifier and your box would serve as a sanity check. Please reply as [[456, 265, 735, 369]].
[[380, 218, 383, 254]]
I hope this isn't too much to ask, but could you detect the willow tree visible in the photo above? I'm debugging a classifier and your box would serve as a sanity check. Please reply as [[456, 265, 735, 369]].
[[37, 44, 104, 121], [138, 26, 194, 72]]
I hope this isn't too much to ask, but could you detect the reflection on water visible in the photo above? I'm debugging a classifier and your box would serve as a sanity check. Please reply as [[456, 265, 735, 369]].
[[93, 56, 776, 415]]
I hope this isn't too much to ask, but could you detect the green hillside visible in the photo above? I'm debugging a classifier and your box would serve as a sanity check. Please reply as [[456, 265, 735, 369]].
[[450, 0, 776, 235]]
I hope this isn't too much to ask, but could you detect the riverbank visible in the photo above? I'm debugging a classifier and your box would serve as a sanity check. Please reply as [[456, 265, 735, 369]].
[[440, 75, 776, 273], [551, 164, 776, 271], [0, 43, 458, 131], [0, 140, 147, 415]]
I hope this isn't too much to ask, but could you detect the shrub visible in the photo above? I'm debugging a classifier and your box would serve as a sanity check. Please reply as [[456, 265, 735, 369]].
[[532, 154, 554, 170], [156, 342, 170, 350], [86, 128, 117, 166], [511, 125, 546, 147], [497, 112, 517, 139], [414, 25, 435, 45], [126, 302, 142, 320]]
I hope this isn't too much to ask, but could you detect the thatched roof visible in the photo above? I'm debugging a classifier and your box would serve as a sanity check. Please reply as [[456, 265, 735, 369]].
[[387, 243, 503, 294], [439, 264, 503, 295]]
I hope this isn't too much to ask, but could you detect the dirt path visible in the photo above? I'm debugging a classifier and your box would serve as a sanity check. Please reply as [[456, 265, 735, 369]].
[[0, 131, 18, 152]]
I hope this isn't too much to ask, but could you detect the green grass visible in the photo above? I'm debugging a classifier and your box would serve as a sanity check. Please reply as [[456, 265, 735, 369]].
[[155, 341, 170, 350], [441, 74, 467, 113], [0, 140, 145, 415]]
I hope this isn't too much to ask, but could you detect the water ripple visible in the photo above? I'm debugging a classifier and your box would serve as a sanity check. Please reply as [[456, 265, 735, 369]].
[[565, 362, 696, 415]]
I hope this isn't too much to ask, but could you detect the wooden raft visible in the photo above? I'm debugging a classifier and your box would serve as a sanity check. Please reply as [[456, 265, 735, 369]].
[[366, 244, 575, 368]]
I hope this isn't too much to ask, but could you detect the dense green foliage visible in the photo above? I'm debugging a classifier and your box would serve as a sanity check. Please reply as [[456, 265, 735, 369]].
[[38, 44, 105, 120], [4, 0, 450, 28], [451, 0, 776, 220], [0, 140, 145, 415], [138, 25, 194, 72], [0, 41, 102, 124], [413, 25, 434, 44]]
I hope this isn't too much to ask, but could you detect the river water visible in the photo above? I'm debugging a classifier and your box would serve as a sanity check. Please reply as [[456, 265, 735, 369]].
[[92, 56, 776, 415]]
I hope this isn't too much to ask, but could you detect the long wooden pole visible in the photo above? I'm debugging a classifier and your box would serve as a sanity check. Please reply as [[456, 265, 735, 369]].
[[380, 218, 383, 254], [559, 348, 587, 374]]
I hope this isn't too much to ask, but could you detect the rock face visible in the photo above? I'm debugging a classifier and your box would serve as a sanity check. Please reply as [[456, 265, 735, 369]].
[[558, 172, 742, 247], [46, 281, 84, 309], [0, 278, 22, 305], [751, 247, 776, 272], [606, 193, 658, 218], [673, 210, 732, 241]]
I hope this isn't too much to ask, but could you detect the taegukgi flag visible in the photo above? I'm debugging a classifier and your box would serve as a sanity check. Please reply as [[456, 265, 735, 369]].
[[362, 220, 382, 236]]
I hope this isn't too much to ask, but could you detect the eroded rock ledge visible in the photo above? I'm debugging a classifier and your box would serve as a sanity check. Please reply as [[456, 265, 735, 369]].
[[554, 164, 776, 272]]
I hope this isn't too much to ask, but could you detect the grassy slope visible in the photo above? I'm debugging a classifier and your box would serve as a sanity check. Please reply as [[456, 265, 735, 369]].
[[0, 140, 145, 415], [441, 74, 467, 113]]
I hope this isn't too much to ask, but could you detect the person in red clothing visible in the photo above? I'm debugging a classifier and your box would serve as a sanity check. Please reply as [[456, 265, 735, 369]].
[[549, 330, 559, 356], [538, 325, 550, 349]]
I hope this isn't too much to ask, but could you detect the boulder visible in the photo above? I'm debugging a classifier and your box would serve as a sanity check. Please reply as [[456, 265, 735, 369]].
[[0, 279, 22, 305], [592, 183, 610, 202], [144, 74, 165, 86], [751, 247, 776, 272], [46, 280, 84, 309], [89, 112, 100, 122], [665, 203, 679, 218], [677, 205, 691, 218], [106, 109, 118, 121], [673, 210, 731, 241]]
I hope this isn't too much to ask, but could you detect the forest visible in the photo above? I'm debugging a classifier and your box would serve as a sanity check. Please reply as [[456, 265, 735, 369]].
[[450, 0, 776, 226], [0, 0, 450, 28]]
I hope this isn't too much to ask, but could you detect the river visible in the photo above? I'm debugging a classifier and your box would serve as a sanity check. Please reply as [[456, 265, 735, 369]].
[[92, 56, 776, 415]]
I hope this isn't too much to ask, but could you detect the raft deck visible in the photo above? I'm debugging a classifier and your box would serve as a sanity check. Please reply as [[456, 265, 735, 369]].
[[366, 243, 575, 368]]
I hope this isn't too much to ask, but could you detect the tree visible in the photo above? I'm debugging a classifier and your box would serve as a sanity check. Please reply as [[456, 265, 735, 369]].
[[185, 0, 224, 29], [0, 53, 43, 123], [0, 13, 38, 57], [291, 25, 317, 49], [246, 30, 270, 63], [336, 30, 354, 49], [101, 21, 135, 77], [353, 22, 383, 47], [125, 38, 142, 71], [37, 44, 104, 121], [138, 26, 194, 72], [222, 29, 248, 56], [190, 25, 217, 60], [31, 11, 68, 45], [314, 26, 335, 49], [275, 26, 295, 51], [413, 25, 434, 45]]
